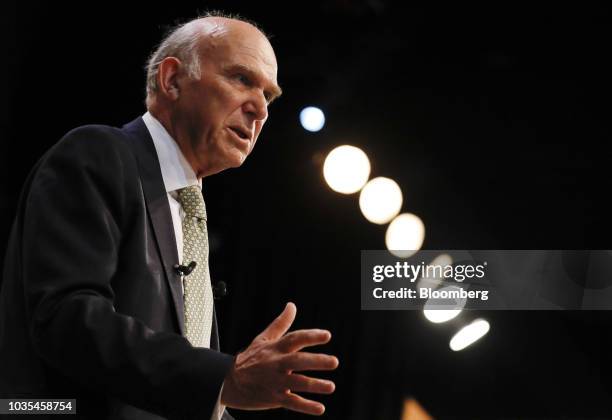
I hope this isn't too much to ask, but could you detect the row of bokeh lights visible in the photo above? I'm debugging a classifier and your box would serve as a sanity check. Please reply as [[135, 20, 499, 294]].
[[301, 106, 490, 352], [322, 145, 426, 252]]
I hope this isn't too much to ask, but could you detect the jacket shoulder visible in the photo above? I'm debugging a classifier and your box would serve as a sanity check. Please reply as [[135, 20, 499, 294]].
[[34, 123, 141, 177], [56, 123, 133, 156]]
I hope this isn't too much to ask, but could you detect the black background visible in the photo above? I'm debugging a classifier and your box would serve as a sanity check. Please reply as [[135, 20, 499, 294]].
[[2, 2, 612, 418]]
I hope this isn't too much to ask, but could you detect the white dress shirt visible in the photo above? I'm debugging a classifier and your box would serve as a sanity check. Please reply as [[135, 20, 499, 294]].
[[142, 111, 226, 420]]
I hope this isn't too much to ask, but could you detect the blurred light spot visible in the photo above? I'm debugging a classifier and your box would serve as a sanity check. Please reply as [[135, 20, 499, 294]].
[[424, 309, 462, 323], [358, 177, 403, 224], [423, 285, 467, 323], [430, 253, 453, 268], [416, 253, 453, 290], [449, 319, 490, 351], [300, 106, 325, 132], [385, 213, 425, 258], [323, 145, 371, 194]]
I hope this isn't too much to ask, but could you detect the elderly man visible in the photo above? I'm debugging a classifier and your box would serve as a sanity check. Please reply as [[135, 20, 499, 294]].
[[0, 14, 338, 420]]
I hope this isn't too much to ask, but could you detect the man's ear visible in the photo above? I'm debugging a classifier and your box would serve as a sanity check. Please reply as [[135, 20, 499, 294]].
[[157, 57, 182, 100]]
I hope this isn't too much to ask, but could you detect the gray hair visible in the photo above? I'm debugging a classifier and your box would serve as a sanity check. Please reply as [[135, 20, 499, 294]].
[[144, 11, 265, 102]]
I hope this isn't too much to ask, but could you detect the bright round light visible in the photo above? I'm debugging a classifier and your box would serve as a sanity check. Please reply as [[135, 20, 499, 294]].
[[424, 309, 462, 323], [358, 177, 403, 224], [300, 106, 325, 132], [449, 319, 490, 351], [385, 213, 425, 258], [430, 253, 453, 270], [416, 253, 453, 290], [323, 145, 371, 194], [422, 285, 466, 323]]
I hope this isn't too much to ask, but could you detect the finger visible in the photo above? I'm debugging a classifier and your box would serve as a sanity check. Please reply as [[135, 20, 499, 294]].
[[286, 373, 335, 394], [280, 352, 340, 372], [276, 329, 331, 353], [281, 391, 326, 416], [256, 302, 297, 341]]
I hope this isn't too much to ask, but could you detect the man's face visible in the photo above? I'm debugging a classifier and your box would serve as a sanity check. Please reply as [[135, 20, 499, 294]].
[[172, 22, 281, 177]]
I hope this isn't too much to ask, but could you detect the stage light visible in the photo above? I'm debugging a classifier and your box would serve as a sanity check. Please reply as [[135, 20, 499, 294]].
[[449, 319, 490, 351], [416, 253, 453, 290], [300, 106, 325, 132], [358, 177, 403, 224], [385, 213, 425, 257], [423, 284, 466, 324], [430, 253, 453, 268], [424, 309, 462, 323], [323, 145, 371, 194]]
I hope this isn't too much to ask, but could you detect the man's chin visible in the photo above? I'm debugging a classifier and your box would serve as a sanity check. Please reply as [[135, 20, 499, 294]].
[[225, 154, 245, 168], [226, 151, 248, 169], [207, 148, 250, 175]]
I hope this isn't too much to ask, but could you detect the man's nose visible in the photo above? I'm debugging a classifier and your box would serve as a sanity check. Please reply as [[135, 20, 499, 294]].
[[244, 92, 268, 121]]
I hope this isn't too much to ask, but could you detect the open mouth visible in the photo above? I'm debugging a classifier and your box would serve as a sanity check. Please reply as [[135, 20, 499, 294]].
[[228, 126, 250, 141]]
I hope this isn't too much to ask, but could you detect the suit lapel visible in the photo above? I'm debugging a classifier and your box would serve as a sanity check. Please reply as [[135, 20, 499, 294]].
[[122, 117, 185, 335], [211, 308, 220, 351]]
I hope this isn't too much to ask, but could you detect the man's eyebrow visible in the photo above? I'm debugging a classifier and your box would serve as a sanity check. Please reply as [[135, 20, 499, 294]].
[[226, 63, 283, 102]]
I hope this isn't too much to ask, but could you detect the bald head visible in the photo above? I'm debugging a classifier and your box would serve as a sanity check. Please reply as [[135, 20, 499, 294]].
[[145, 15, 275, 103], [187, 16, 262, 41], [195, 17, 277, 66]]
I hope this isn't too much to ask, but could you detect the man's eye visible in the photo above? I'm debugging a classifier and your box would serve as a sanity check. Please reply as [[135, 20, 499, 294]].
[[237, 74, 251, 85]]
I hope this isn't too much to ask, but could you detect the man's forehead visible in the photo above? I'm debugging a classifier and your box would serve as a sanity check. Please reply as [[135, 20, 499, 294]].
[[233, 43, 277, 76], [198, 19, 279, 85]]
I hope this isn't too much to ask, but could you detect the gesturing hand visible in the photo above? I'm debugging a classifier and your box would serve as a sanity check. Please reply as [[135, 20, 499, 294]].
[[221, 302, 339, 415]]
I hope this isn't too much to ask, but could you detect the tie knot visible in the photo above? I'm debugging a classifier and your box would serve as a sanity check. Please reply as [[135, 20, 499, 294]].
[[178, 185, 207, 220]]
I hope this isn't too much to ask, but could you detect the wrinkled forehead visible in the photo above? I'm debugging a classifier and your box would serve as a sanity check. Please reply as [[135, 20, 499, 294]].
[[200, 20, 278, 83]]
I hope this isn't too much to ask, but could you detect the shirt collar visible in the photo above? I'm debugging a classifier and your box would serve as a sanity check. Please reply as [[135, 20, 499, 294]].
[[142, 111, 201, 193]]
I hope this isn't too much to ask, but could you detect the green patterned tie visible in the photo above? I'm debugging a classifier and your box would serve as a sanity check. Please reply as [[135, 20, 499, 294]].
[[177, 185, 214, 348]]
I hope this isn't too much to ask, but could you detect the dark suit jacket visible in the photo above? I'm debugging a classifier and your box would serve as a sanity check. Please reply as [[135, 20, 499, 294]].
[[0, 117, 235, 419]]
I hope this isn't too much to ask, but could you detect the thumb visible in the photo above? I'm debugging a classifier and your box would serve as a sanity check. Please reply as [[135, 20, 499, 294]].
[[256, 302, 297, 342]]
